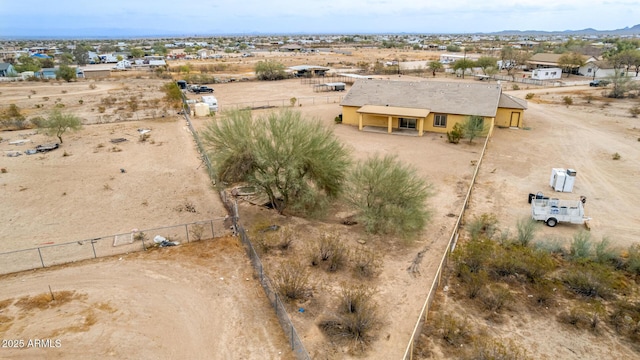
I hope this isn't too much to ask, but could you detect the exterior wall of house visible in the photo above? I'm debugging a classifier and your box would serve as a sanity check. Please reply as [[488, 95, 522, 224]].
[[343, 105, 494, 134], [495, 107, 524, 128]]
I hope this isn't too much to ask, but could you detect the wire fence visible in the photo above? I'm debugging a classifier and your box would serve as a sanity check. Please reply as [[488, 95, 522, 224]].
[[221, 95, 344, 111], [402, 119, 495, 360], [0, 219, 227, 276], [218, 192, 311, 360], [181, 97, 310, 360]]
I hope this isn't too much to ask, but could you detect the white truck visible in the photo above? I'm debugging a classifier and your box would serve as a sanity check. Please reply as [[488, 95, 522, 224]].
[[531, 196, 590, 227]]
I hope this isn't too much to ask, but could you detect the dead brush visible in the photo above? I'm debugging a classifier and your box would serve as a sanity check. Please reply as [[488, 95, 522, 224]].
[[273, 260, 312, 301], [308, 232, 348, 272], [352, 248, 383, 278], [254, 225, 293, 254], [319, 284, 380, 350]]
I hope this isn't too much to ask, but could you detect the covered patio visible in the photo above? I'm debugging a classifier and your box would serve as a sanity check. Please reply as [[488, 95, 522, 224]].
[[356, 105, 430, 136]]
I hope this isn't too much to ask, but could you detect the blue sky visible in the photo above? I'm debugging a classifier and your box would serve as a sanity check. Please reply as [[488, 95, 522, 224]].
[[1, 0, 639, 38]]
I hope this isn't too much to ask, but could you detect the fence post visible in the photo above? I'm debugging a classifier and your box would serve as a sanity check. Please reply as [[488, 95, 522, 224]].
[[291, 326, 294, 350], [210, 219, 215, 238], [37, 248, 45, 268], [185, 224, 190, 243], [90, 240, 97, 258]]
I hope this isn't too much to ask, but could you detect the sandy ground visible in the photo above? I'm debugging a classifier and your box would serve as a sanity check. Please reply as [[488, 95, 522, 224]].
[[0, 237, 294, 360], [2, 55, 639, 359]]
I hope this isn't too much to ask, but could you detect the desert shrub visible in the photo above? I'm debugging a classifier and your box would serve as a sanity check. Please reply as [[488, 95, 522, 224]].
[[480, 284, 513, 312], [612, 152, 621, 160], [469, 337, 531, 360], [254, 226, 294, 255], [446, 122, 463, 144], [609, 300, 640, 342], [89, 83, 97, 90], [525, 92, 535, 99], [534, 237, 566, 256], [351, 248, 383, 278], [133, 232, 147, 242], [626, 244, 640, 275], [562, 96, 573, 105], [98, 106, 106, 113], [466, 213, 498, 241], [433, 313, 472, 347], [530, 280, 556, 306], [569, 230, 593, 262], [319, 285, 379, 349], [490, 245, 555, 283], [512, 84, 520, 90], [516, 217, 538, 247], [139, 132, 151, 142], [453, 239, 494, 275], [273, 260, 311, 301], [561, 264, 614, 299], [309, 232, 347, 272], [584, 94, 594, 104], [594, 237, 619, 265], [189, 224, 206, 241], [629, 106, 640, 118], [460, 267, 488, 299], [558, 302, 604, 331]]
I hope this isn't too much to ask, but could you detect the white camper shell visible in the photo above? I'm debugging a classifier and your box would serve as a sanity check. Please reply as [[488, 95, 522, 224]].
[[201, 96, 218, 112]]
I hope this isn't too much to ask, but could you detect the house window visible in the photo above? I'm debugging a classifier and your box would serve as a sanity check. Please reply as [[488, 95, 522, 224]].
[[399, 118, 417, 129], [434, 114, 447, 127]]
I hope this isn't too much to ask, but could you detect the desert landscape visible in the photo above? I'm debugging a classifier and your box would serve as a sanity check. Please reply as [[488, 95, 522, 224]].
[[1, 48, 640, 359]]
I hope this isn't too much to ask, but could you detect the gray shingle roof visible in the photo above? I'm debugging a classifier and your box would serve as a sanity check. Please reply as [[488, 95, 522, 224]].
[[498, 93, 528, 110], [340, 79, 503, 117]]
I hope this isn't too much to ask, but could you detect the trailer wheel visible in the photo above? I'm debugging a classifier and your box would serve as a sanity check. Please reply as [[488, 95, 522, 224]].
[[546, 218, 558, 227]]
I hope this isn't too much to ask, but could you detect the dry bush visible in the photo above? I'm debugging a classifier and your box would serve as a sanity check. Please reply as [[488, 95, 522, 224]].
[[189, 223, 207, 241], [557, 302, 604, 331], [432, 313, 472, 347], [139, 132, 151, 142], [254, 225, 293, 255], [308, 232, 348, 272], [351, 248, 383, 278], [466, 213, 498, 241], [469, 337, 532, 360], [480, 284, 513, 312], [14, 291, 80, 310], [319, 285, 380, 350], [609, 300, 640, 343], [561, 264, 614, 299], [274, 260, 312, 301]]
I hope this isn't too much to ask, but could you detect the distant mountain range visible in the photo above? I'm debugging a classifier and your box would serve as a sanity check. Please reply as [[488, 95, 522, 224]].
[[488, 24, 640, 36]]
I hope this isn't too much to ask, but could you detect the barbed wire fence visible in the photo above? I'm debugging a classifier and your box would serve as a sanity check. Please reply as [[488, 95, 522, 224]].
[[0, 219, 226, 276]]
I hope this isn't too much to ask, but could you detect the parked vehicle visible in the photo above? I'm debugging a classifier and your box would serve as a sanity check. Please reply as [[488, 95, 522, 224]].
[[589, 79, 609, 87], [201, 95, 218, 112], [192, 85, 214, 94], [530, 194, 590, 227]]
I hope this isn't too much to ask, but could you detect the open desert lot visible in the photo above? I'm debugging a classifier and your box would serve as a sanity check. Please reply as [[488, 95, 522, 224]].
[[1, 67, 640, 359]]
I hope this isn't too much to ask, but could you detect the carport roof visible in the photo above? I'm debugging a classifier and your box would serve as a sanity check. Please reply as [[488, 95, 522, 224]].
[[357, 105, 430, 118]]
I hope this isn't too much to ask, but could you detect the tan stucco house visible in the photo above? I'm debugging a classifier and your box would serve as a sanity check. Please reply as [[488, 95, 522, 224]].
[[339, 79, 528, 136]]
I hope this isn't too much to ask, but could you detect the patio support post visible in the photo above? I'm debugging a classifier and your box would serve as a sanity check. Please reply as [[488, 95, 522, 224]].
[[387, 116, 392, 133]]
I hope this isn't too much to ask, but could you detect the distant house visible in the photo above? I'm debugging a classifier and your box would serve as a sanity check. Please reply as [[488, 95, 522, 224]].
[[0, 63, 17, 77], [531, 68, 562, 80], [526, 53, 598, 75], [340, 79, 528, 136], [279, 44, 304, 52], [114, 60, 132, 70], [35, 68, 57, 79], [289, 65, 330, 77]]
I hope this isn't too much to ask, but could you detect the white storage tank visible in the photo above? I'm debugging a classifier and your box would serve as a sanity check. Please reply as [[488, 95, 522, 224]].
[[550, 168, 577, 192], [194, 102, 210, 117]]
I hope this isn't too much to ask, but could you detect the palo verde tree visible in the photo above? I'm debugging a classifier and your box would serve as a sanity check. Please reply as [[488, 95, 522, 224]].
[[13, 54, 41, 73], [345, 154, 431, 238], [461, 115, 485, 144], [56, 64, 77, 82], [475, 56, 499, 75], [500, 46, 531, 80], [557, 52, 586, 78], [201, 108, 350, 216], [161, 81, 183, 110], [40, 109, 82, 143], [452, 58, 476, 79], [254, 60, 288, 80], [428, 60, 443, 75]]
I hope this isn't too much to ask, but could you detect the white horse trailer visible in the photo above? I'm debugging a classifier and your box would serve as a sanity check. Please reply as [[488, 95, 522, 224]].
[[531, 197, 590, 227]]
